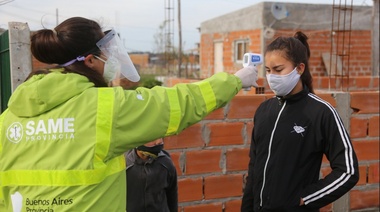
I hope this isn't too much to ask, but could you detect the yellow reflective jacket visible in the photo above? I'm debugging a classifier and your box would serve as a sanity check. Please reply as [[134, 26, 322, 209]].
[[0, 70, 242, 211]]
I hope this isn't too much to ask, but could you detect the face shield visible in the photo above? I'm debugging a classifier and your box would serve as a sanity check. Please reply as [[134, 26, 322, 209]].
[[96, 29, 140, 82]]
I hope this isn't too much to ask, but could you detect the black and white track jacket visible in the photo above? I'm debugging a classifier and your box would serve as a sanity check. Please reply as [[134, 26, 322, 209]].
[[241, 87, 359, 212]]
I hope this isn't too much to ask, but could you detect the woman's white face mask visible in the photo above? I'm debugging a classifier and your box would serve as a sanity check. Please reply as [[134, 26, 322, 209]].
[[266, 67, 300, 96], [94, 55, 119, 83]]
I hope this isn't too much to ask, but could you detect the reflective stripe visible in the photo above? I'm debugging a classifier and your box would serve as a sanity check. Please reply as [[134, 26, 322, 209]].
[[94, 88, 114, 168], [0, 88, 125, 186], [194, 81, 216, 113], [166, 88, 181, 135], [165, 81, 216, 135], [0, 110, 7, 155], [0, 110, 8, 200], [0, 156, 124, 186]]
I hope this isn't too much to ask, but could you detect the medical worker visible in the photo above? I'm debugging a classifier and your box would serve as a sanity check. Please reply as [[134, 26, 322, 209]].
[[0, 16, 258, 211]]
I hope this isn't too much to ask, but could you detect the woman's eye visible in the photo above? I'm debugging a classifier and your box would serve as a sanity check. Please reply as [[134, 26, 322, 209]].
[[266, 69, 283, 73]]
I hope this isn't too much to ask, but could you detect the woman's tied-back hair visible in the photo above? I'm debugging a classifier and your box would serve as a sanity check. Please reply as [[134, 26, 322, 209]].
[[265, 31, 314, 94], [30, 17, 108, 87]]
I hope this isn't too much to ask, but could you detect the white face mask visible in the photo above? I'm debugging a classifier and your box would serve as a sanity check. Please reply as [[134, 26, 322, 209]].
[[266, 67, 300, 96], [94, 55, 120, 83]]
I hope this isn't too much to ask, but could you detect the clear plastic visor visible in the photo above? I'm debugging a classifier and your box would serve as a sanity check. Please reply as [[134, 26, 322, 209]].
[[96, 29, 140, 82]]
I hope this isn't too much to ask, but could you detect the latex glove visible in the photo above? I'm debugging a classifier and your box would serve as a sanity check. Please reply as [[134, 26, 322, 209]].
[[234, 66, 258, 88]]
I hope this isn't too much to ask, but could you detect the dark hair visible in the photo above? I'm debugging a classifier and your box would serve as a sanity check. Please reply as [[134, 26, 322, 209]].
[[30, 17, 107, 87], [265, 31, 314, 94]]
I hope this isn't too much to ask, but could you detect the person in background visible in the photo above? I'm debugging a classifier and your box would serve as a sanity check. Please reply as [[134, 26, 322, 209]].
[[241, 31, 359, 212], [0, 16, 258, 211], [125, 138, 177, 212]]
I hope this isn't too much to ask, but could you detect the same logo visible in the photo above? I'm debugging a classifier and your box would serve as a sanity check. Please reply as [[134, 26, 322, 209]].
[[6, 122, 23, 144], [5, 118, 75, 144]]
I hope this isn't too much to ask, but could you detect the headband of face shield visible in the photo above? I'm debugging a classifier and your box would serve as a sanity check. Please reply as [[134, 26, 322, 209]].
[[96, 29, 140, 82]]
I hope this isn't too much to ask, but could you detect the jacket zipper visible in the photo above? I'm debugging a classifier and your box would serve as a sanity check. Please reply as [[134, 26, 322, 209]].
[[259, 101, 287, 207]]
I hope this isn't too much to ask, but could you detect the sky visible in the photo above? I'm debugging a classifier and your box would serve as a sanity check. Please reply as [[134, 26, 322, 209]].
[[0, 0, 373, 52]]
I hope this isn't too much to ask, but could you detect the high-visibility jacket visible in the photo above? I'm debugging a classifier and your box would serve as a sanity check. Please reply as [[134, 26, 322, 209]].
[[0, 70, 242, 211]]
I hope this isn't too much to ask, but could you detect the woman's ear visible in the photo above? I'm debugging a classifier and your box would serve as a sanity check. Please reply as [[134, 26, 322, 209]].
[[298, 63, 305, 75], [84, 54, 96, 68], [84, 54, 104, 75]]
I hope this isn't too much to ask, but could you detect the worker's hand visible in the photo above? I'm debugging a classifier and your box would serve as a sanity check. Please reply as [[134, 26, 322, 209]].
[[234, 66, 259, 88]]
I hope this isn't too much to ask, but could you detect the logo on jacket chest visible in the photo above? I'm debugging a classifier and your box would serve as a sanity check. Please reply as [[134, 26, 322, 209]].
[[6, 118, 75, 144], [291, 123, 307, 137]]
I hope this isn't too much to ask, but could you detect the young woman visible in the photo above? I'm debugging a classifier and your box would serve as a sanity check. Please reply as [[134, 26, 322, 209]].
[[241, 31, 359, 212], [0, 17, 258, 211]]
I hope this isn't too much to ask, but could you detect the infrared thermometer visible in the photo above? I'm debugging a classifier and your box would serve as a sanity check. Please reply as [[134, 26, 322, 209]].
[[242, 53, 262, 91], [243, 53, 263, 67]]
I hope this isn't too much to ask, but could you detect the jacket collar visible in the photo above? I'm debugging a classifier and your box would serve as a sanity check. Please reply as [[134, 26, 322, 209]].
[[126, 148, 166, 168], [276, 86, 309, 105]]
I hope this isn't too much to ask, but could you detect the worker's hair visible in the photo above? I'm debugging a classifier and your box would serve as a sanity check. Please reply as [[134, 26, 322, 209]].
[[30, 17, 107, 87], [265, 31, 314, 94]]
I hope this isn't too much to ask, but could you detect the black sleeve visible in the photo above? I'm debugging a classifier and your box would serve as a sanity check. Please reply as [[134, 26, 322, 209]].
[[241, 128, 256, 212], [301, 106, 359, 208], [164, 153, 178, 212]]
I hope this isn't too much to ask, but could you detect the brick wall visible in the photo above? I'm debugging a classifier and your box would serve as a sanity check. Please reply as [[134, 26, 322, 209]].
[[349, 92, 380, 210], [31, 56, 57, 72], [200, 29, 262, 78], [129, 53, 149, 69], [163, 91, 379, 212], [264, 30, 373, 77], [200, 29, 373, 78]]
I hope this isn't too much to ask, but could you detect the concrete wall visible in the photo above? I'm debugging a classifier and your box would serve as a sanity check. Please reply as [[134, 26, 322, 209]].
[[8, 22, 31, 91]]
